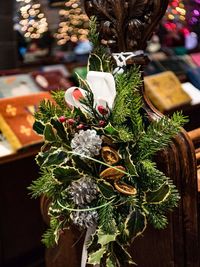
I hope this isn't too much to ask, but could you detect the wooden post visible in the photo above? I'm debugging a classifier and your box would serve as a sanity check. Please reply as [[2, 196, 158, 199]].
[[0, 0, 18, 70]]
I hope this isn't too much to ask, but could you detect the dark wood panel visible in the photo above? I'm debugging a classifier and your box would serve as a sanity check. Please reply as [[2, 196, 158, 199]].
[[0, 155, 46, 267]]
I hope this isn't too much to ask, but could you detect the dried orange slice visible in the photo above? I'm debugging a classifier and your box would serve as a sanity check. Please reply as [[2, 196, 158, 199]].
[[100, 166, 125, 180], [114, 181, 137, 196], [101, 146, 120, 165]]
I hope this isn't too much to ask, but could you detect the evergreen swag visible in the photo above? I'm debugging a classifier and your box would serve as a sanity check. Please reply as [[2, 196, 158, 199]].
[[29, 18, 187, 266]]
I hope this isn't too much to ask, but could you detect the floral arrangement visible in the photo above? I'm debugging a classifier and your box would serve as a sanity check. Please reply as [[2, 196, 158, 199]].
[[30, 19, 186, 266]]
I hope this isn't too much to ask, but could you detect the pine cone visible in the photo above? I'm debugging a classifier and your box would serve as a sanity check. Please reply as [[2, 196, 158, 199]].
[[68, 176, 98, 206], [71, 129, 102, 157], [70, 209, 98, 229]]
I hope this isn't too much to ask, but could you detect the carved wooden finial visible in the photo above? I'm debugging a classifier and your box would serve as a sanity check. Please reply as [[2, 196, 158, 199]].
[[84, 0, 169, 53]]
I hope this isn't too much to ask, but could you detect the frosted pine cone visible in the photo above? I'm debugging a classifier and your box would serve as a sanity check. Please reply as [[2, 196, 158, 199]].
[[68, 176, 98, 206], [71, 129, 102, 157], [70, 209, 98, 229]]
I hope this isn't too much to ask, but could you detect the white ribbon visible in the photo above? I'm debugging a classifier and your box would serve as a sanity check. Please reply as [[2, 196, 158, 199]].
[[112, 50, 144, 74], [81, 226, 99, 267]]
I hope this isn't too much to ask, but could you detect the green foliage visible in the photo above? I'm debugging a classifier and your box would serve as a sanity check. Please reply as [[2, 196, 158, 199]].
[[34, 99, 58, 123], [98, 199, 117, 235], [123, 209, 147, 242], [88, 53, 104, 72], [88, 16, 113, 73], [137, 112, 187, 160], [51, 90, 66, 111], [29, 17, 187, 267], [136, 160, 180, 229], [28, 168, 62, 199], [111, 67, 144, 141], [42, 217, 60, 248]]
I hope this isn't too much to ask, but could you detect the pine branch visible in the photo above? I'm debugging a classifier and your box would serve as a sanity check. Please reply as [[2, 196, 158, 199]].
[[147, 211, 168, 230], [88, 16, 113, 72], [137, 160, 180, 229], [137, 160, 166, 191], [111, 67, 144, 140], [35, 100, 58, 123], [28, 168, 62, 198], [98, 199, 117, 235], [146, 183, 180, 230], [88, 16, 100, 49], [137, 112, 187, 160], [42, 217, 59, 248]]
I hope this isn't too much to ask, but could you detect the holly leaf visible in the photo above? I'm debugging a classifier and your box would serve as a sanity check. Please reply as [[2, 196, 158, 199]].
[[42, 149, 68, 167], [33, 120, 45, 135], [98, 180, 116, 199], [73, 107, 87, 123], [97, 228, 118, 247], [76, 72, 91, 92], [72, 155, 94, 175], [36, 147, 57, 166], [88, 53, 104, 72], [87, 247, 106, 265], [124, 209, 147, 242], [44, 123, 57, 142], [124, 146, 138, 176], [146, 183, 170, 204], [106, 256, 116, 267], [104, 123, 119, 136], [52, 166, 80, 184], [113, 242, 136, 265], [51, 118, 68, 143]]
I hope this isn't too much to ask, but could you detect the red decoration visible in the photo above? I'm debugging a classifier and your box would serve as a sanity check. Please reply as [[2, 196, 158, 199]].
[[97, 105, 108, 115], [59, 116, 67, 123], [77, 124, 85, 130], [67, 119, 76, 125], [98, 120, 106, 127]]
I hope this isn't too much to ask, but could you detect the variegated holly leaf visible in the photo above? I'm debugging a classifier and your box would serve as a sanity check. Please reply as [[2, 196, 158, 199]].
[[33, 120, 45, 135], [51, 118, 69, 143], [41, 149, 68, 167], [113, 242, 136, 266], [124, 209, 147, 242], [88, 247, 106, 265], [52, 166, 80, 184], [106, 256, 116, 267], [97, 228, 118, 247], [36, 147, 57, 166], [124, 146, 138, 176], [146, 183, 170, 204], [88, 53, 104, 72], [76, 72, 91, 92], [72, 155, 94, 175], [44, 123, 57, 142], [98, 180, 117, 199], [88, 228, 118, 265]]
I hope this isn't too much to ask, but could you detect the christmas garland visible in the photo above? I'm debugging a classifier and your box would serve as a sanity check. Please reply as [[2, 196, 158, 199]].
[[30, 18, 187, 266]]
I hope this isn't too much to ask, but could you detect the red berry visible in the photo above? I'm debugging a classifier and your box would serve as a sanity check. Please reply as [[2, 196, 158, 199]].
[[99, 120, 106, 127], [77, 124, 85, 130], [97, 105, 108, 115], [59, 116, 67, 123], [67, 119, 76, 125]]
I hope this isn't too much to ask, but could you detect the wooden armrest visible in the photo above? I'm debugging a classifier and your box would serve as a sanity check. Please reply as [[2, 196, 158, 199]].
[[188, 128, 200, 143], [197, 168, 200, 192]]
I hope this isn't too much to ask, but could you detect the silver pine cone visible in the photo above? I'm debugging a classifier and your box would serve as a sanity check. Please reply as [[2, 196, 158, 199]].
[[70, 209, 98, 229], [71, 129, 102, 157], [68, 176, 98, 206]]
